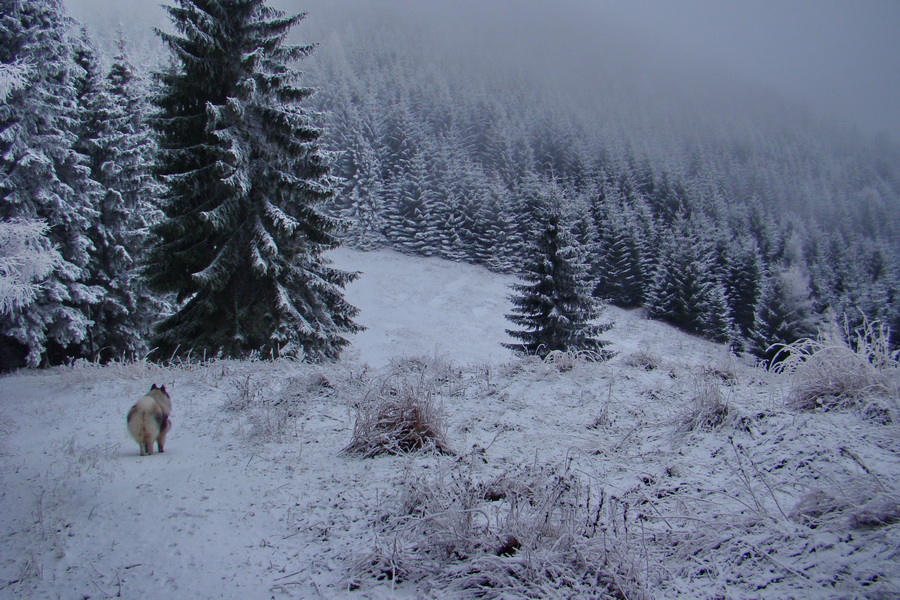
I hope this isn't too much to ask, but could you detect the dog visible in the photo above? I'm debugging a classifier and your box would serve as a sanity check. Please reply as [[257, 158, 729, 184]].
[[127, 384, 172, 456]]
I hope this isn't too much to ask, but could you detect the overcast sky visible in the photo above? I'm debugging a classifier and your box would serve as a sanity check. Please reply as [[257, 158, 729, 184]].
[[63, 0, 900, 140]]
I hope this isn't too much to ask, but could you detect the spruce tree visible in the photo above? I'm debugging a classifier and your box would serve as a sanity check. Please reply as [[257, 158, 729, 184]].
[[645, 223, 735, 343], [145, 0, 362, 361], [0, 0, 100, 367], [71, 29, 141, 361], [722, 238, 764, 343], [749, 267, 820, 365], [504, 193, 613, 360]]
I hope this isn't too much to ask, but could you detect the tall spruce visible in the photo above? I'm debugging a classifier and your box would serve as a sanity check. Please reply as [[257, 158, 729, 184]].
[[145, 0, 362, 361], [645, 219, 735, 343], [71, 29, 142, 361], [0, 0, 101, 367], [504, 188, 613, 360]]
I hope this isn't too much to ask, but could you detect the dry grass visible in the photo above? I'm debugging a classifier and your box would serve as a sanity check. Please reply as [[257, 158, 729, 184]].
[[675, 375, 736, 436], [773, 316, 899, 417], [343, 358, 454, 457], [623, 350, 663, 371], [356, 458, 644, 599], [543, 348, 614, 372]]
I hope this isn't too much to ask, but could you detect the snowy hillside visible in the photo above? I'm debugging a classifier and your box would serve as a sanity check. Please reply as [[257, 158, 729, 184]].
[[1, 248, 898, 599]]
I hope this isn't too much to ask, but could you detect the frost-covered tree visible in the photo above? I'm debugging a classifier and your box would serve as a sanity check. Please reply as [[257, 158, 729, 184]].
[[69, 31, 162, 361], [750, 266, 820, 364], [145, 0, 362, 361], [0, 59, 26, 101], [504, 188, 613, 360], [645, 222, 735, 343], [722, 238, 764, 343], [592, 198, 646, 307], [0, 0, 101, 367]]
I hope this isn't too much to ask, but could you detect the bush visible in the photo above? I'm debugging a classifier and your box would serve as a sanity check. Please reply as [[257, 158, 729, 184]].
[[343, 358, 453, 457]]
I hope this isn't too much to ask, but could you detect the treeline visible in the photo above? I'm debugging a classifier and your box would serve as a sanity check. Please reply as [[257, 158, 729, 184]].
[[308, 17, 900, 357], [2, 0, 357, 369], [2, 1, 898, 368]]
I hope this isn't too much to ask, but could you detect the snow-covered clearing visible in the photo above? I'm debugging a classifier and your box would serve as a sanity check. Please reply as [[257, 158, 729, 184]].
[[1, 248, 898, 599]]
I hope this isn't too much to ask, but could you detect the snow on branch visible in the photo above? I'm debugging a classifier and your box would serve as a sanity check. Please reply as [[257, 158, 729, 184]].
[[0, 218, 61, 314], [0, 60, 28, 101]]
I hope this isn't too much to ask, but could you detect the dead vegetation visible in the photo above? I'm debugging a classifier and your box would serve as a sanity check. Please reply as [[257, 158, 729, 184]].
[[773, 317, 899, 420], [349, 457, 644, 599], [342, 357, 455, 457]]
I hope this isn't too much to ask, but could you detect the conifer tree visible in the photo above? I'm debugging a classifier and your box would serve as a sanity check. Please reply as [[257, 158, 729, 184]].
[[750, 266, 820, 365], [0, 0, 101, 367], [593, 206, 645, 307], [645, 223, 734, 343], [145, 0, 362, 361], [722, 238, 764, 343], [504, 189, 613, 360], [71, 29, 142, 361]]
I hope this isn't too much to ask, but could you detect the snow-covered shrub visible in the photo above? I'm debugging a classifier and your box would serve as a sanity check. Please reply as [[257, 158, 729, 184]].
[[774, 316, 899, 417], [358, 459, 644, 599], [343, 357, 453, 457]]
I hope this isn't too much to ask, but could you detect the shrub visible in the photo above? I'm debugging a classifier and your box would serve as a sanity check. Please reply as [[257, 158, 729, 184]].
[[343, 359, 453, 457]]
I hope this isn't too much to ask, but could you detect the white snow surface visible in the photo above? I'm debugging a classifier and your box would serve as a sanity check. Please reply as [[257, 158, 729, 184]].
[[1, 248, 898, 599]]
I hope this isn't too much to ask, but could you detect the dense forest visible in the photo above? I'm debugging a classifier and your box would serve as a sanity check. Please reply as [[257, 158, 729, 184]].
[[306, 4, 900, 354], [2, 0, 898, 369]]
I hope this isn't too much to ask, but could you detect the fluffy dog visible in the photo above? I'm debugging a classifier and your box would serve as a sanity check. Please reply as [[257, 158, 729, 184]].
[[127, 384, 172, 456]]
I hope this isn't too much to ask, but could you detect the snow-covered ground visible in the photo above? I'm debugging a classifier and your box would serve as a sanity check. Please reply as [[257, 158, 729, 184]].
[[1, 248, 898, 599]]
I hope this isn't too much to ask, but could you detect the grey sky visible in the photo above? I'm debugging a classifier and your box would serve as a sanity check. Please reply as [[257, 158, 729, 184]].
[[63, 0, 900, 140]]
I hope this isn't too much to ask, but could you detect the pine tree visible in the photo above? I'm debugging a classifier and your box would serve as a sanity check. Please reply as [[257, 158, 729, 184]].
[[504, 191, 613, 360], [645, 223, 735, 343], [0, 0, 101, 367], [70, 29, 141, 361], [749, 266, 820, 365], [722, 238, 764, 343], [71, 34, 166, 362], [593, 205, 645, 307], [0, 218, 61, 316], [145, 0, 362, 361]]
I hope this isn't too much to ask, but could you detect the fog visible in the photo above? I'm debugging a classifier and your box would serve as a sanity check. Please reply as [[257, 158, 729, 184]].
[[62, 0, 900, 140]]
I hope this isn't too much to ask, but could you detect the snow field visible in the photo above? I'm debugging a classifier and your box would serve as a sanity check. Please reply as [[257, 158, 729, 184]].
[[1, 248, 898, 599]]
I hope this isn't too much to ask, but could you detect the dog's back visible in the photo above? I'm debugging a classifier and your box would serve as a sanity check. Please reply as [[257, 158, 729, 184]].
[[127, 384, 171, 456]]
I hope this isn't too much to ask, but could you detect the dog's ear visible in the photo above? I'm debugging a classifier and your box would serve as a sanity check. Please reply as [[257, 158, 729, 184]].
[[151, 383, 158, 390], [161, 385, 167, 395]]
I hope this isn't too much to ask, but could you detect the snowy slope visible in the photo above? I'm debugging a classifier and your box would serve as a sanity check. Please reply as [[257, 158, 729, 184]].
[[328, 248, 518, 368], [1, 248, 898, 599]]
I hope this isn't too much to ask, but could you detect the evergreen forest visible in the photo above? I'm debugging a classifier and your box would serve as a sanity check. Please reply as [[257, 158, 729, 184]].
[[1, 0, 898, 369]]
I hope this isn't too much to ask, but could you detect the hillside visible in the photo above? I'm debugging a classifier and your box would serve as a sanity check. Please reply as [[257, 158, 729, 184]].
[[1, 248, 898, 599]]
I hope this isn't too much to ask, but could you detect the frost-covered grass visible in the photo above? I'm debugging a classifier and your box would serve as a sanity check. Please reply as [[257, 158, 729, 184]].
[[1, 249, 897, 599], [343, 357, 455, 457], [774, 316, 900, 422]]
